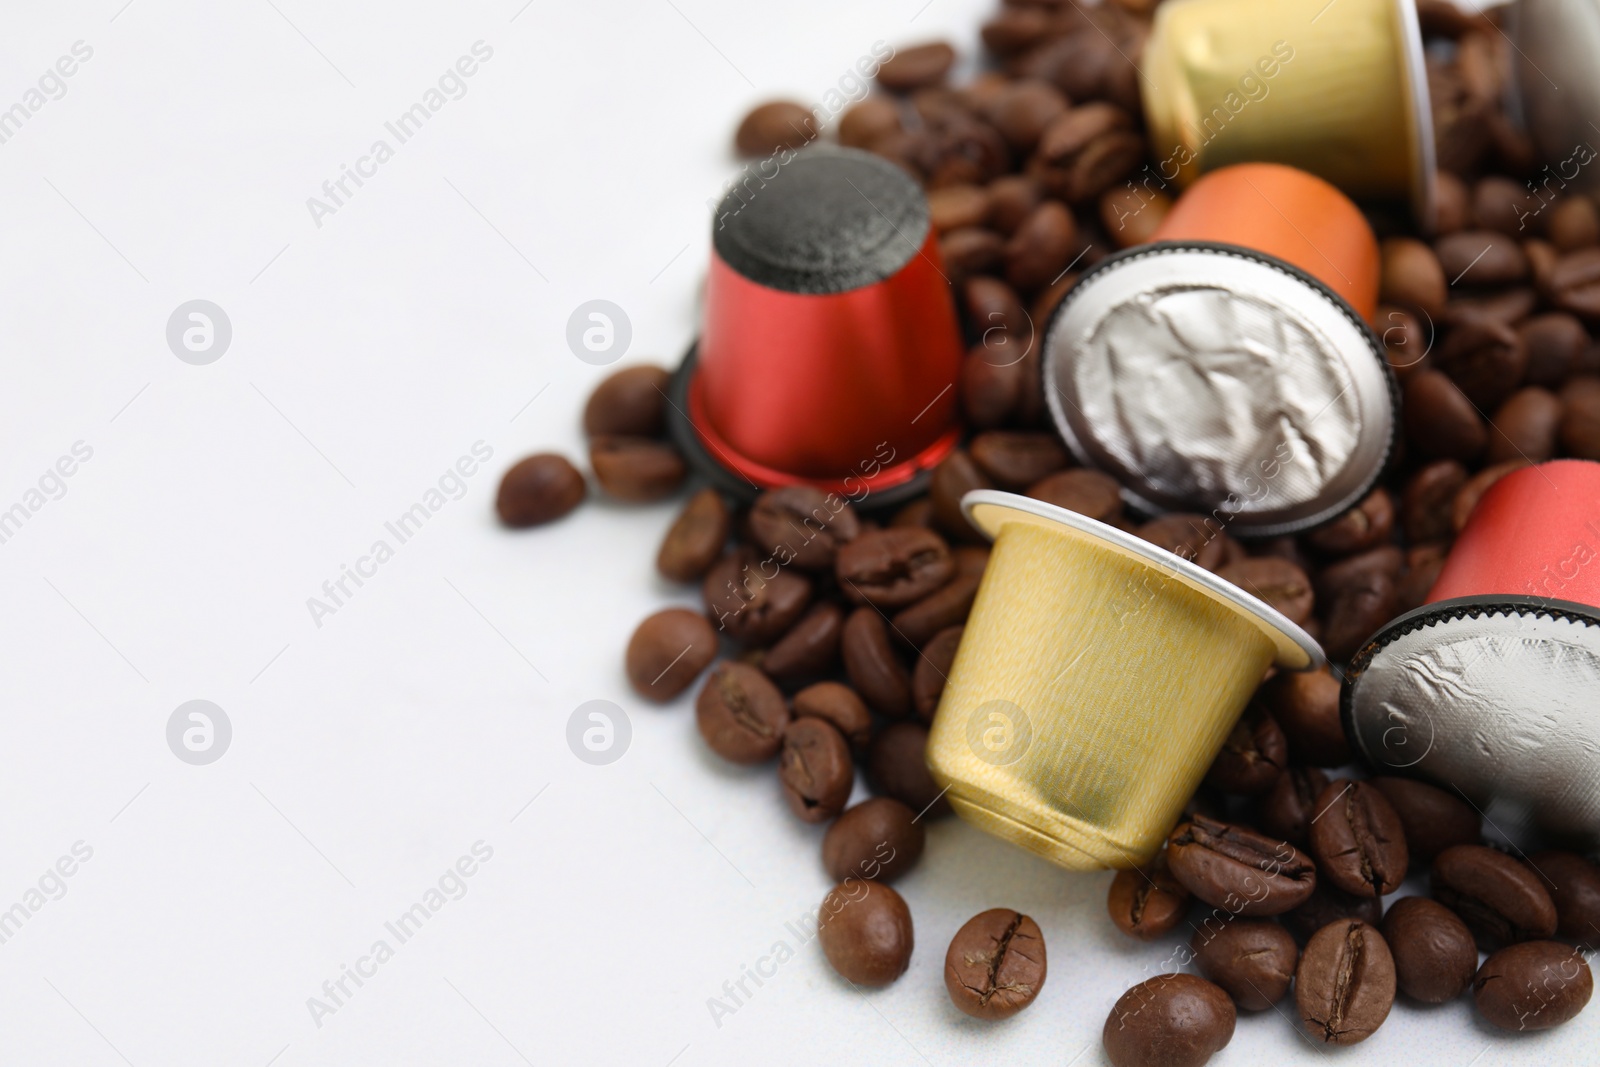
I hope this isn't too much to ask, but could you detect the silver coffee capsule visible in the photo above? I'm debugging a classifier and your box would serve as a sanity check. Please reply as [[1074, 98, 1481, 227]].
[[1510, 0, 1600, 196]]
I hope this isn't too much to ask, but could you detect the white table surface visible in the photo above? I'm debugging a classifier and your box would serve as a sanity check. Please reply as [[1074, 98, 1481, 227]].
[[0, 0, 1588, 1064]]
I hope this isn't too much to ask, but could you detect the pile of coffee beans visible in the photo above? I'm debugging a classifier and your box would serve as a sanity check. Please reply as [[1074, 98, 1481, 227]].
[[494, 0, 1600, 1057]]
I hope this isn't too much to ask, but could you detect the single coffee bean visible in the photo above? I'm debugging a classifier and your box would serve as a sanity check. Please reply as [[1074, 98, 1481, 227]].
[[495, 453, 585, 527], [761, 601, 845, 684], [1401, 459, 1469, 543], [1107, 855, 1192, 940], [964, 277, 1029, 355], [876, 41, 956, 91], [1379, 304, 1430, 377], [838, 97, 902, 150], [695, 662, 788, 764], [1445, 285, 1537, 330], [1026, 468, 1123, 523], [733, 100, 818, 156], [1433, 170, 1470, 232], [1433, 844, 1559, 949], [1519, 312, 1588, 386], [1282, 882, 1385, 944], [1295, 920, 1396, 1045], [1435, 230, 1528, 285], [960, 345, 1022, 429], [656, 487, 730, 581], [892, 572, 979, 650], [1560, 376, 1600, 458], [986, 174, 1043, 235], [1166, 815, 1318, 917], [1398, 541, 1448, 612], [1192, 919, 1298, 1011], [1548, 247, 1600, 319], [836, 527, 955, 611], [1261, 667, 1350, 766], [583, 364, 670, 438], [823, 798, 925, 884], [779, 716, 853, 823], [1100, 185, 1172, 248], [702, 547, 813, 646], [1474, 940, 1594, 1030], [841, 607, 913, 718], [1404, 370, 1487, 460], [589, 435, 687, 502], [1452, 459, 1529, 532], [869, 721, 949, 818], [1382, 896, 1477, 1003], [1216, 557, 1314, 625], [1257, 766, 1330, 846], [1204, 707, 1287, 795], [1316, 545, 1401, 662], [1546, 195, 1600, 250], [1137, 514, 1226, 572], [1487, 386, 1562, 464], [985, 80, 1068, 151], [912, 625, 962, 722], [1004, 201, 1077, 291], [1527, 850, 1600, 943], [1305, 488, 1395, 557], [1307, 779, 1408, 897], [891, 497, 935, 530], [817, 879, 914, 986], [1380, 237, 1447, 316], [953, 544, 990, 577], [1435, 317, 1527, 408], [625, 608, 718, 702], [792, 681, 872, 756], [749, 486, 861, 570], [939, 227, 1006, 277], [1103, 974, 1235, 1067], [945, 909, 1047, 1020], [930, 184, 993, 232], [980, 8, 1054, 55], [1472, 175, 1538, 234], [1368, 777, 1480, 865], [969, 432, 1069, 490]]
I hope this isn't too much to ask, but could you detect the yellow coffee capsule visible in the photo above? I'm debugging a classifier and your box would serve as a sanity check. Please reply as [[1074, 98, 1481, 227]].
[[925, 491, 1322, 871]]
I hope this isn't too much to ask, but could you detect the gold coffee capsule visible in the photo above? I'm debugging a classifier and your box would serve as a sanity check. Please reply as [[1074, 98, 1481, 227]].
[[925, 491, 1322, 871], [1140, 0, 1435, 224]]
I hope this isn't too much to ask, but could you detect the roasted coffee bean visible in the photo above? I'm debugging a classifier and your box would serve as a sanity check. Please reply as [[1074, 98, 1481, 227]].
[[1103, 974, 1235, 1067], [495, 454, 585, 527], [733, 100, 818, 156], [1380, 237, 1447, 315], [1433, 170, 1471, 232], [702, 547, 813, 646], [1204, 707, 1286, 795], [1560, 376, 1600, 458], [761, 601, 845, 684], [1379, 304, 1430, 378], [1547, 195, 1600, 251], [1100, 185, 1172, 249], [1282, 883, 1385, 944], [1519, 313, 1588, 386], [969, 432, 1069, 489], [981, 8, 1054, 55], [625, 609, 718, 702], [1192, 919, 1298, 1011], [1305, 488, 1395, 557], [1487, 386, 1562, 464], [1261, 667, 1350, 767], [695, 662, 788, 764], [656, 487, 730, 581], [835, 528, 953, 610], [877, 41, 956, 91], [1368, 777, 1480, 864], [1474, 941, 1594, 1030], [1316, 545, 1401, 663], [891, 498, 935, 530], [1137, 514, 1226, 572], [817, 879, 914, 986], [841, 607, 913, 718], [1436, 230, 1528, 285], [964, 277, 1030, 354], [892, 572, 979, 650], [583, 364, 670, 438], [1307, 779, 1408, 897], [939, 226, 1006, 277], [1026, 468, 1123, 523], [945, 909, 1047, 1020], [1548, 247, 1600, 319], [1527, 236, 1561, 292], [1216, 557, 1314, 625], [1004, 201, 1078, 291], [1404, 369, 1488, 460], [930, 184, 993, 232], [985, 80, 1068, 151], [1166, 815, 1317, 916], [1382, 896, 1477, 1003], [1433, 844, 1559, 949], [1443, 285, 1537, 330], [749, 486, 861, 570], [589, 436, 687, 502], [1527, 850, 1600, 943], [1402, 459, 1469, 543], [1397, 542, 1448, 612], [929, 449, 994, 543], [792, 681, 872, 756], [870, 721, 949, 817], [1436, 318, 1527, 408], [1472, 175, 1538, 235], [823, 798, 925, 883], [1452, 459, 1528, 531], [1295, 920, 1395, 1045], [1107, 856, 1192, 941], [960, 342, 1023, 429], [953, 544, 991, 577], [1032, 103, 1144, 205], [913, 625, 962, 722], [1257, 766, 1330, 847], [838, 96, 902, 150], [779, 716, 853, 823], [985, 174, 1043, 235]]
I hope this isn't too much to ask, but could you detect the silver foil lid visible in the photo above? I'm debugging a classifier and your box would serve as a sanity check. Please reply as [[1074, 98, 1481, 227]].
[[1042, 245, 1395, 536], [1345, 599, 1600, 851]]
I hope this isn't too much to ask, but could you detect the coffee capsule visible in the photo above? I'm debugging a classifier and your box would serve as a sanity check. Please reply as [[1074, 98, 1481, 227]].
[[925, 489, 1322, 871], [1041, 164, 1398, 537], [1511, 0, 1600, 196], [666, 146, 964, 508], [1141, 0, 1435, 224], [1344, 460, 1600, 850]]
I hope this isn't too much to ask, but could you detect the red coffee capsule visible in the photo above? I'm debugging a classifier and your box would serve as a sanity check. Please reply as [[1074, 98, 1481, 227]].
[[1344, 460, 1600, 849], [666, 147, 964, 506]]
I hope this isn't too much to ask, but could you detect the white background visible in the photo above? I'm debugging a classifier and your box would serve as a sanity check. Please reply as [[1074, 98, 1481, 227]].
[[0, 1, 1588, 1065]]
